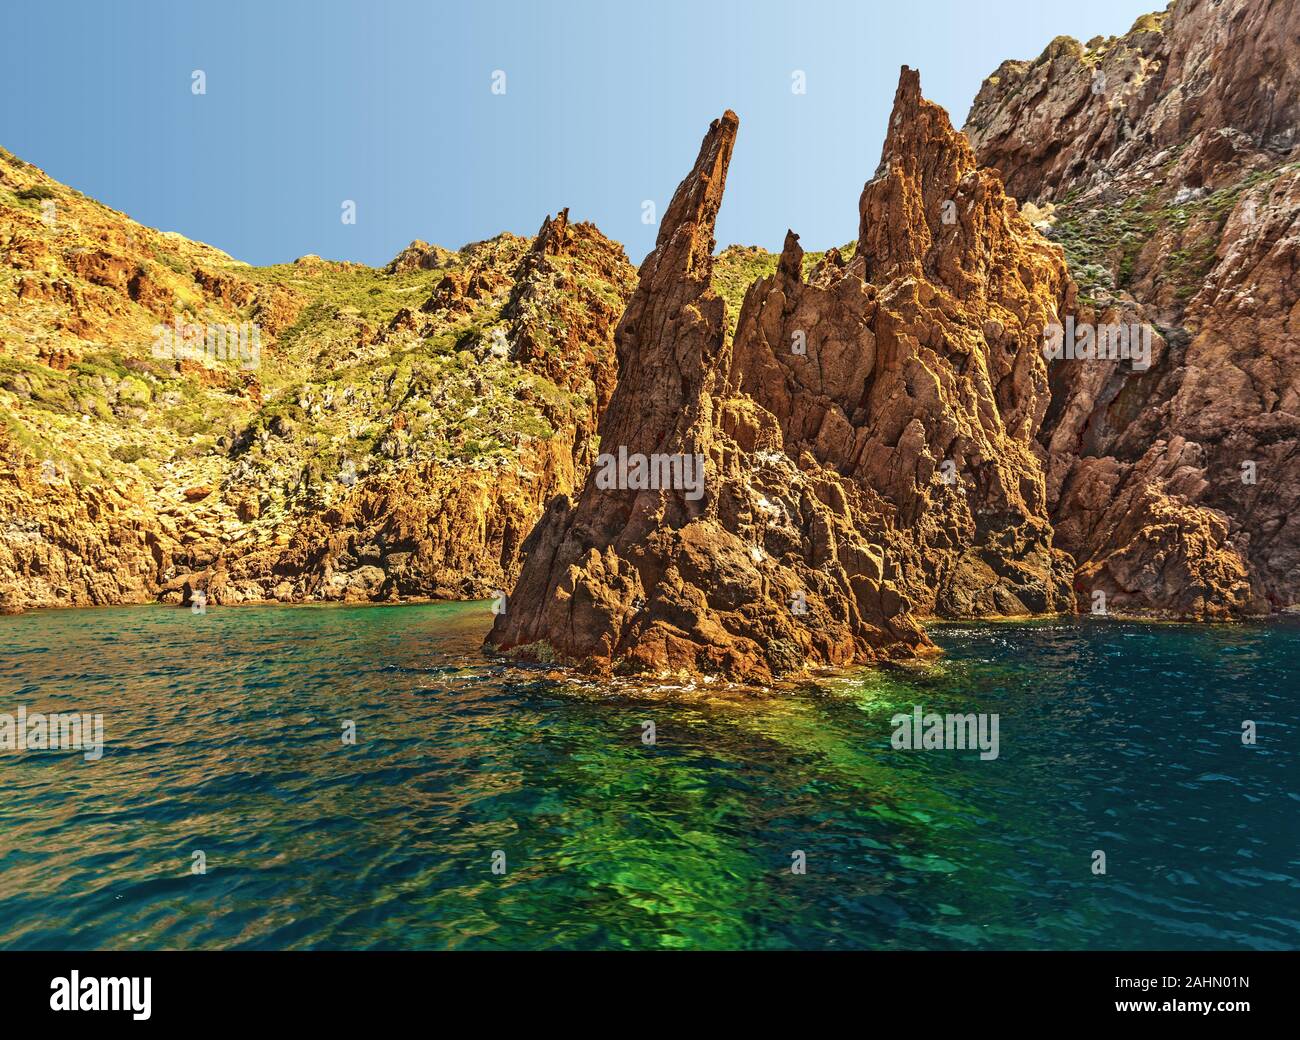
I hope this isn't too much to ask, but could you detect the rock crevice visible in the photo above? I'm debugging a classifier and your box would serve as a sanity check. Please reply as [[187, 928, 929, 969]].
[[489, 70, 1077, 683]]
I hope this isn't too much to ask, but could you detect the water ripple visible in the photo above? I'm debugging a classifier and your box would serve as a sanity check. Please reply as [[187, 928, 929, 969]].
[[0, 604, 1297, 949]]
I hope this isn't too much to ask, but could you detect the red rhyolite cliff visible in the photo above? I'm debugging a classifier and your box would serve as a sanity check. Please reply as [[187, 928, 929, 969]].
[[488, 69, 1078, 683]]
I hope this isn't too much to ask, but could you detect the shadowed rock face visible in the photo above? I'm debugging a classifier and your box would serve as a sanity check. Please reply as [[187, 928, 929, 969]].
[[966, 0, 1298, 205], [967, 0, 1299, 617], [488, 69, 1077, 684], [733, 70, 1075, 621]]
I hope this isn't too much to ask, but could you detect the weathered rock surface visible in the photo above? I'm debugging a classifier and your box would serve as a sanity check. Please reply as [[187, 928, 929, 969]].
[[488, 70, 1076, 683], [6, 0, 1296, 673], [966, 0, 1299, 616], [734, 70, 1075, 620], [0, 440, 176, 613], [0, 142, 635, 611], [211, 210, 635, 606]]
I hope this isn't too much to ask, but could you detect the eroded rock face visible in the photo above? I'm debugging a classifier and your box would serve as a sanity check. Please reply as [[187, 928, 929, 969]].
[[214, 447, 570, 604], [734, 70, 1075, 620], [967, 0, 1299, 616], [0, 444, 176, 613], [489, 70, 1076, 683], [489, 111, 868, 684], [967, 0, 1297, 205], [202, 212, 636, 606], [0, 139, 636, 612]]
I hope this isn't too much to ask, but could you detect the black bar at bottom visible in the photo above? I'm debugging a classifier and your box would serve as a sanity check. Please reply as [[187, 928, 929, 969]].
[[0, 949, 1289, 1026]]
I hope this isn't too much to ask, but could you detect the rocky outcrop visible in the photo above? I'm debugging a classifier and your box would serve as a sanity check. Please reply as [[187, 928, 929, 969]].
[[0, 441, 177, 612], [6, 0, 1296, 662], [966, 0, 1299, 616], [0, 142, 636, 612], [734, 69, 1075, 620], [488, 69, 1076, 683], [212, 215, 636, 605], [966, 1, 1297, 205], [213, 446, 571, 604], [384, 239, 455, 275]]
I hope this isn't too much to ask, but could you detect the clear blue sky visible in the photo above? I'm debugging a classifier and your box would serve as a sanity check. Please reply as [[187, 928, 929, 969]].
[[0, 0, 1162, 267]]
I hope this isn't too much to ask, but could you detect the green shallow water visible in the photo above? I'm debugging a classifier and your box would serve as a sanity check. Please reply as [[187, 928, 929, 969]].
[[0, 602, 1297, 950]]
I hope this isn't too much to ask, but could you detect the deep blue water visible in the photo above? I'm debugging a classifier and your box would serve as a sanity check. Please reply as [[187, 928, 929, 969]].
[[0, 603, 1297, 950]]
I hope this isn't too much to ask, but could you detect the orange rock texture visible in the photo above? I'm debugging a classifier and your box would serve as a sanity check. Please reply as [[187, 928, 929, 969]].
[[5, 0, 1296, 686], [0, 136, 635, 612], [967, 0, 1299, 617], [487, 70, 1078, 683]]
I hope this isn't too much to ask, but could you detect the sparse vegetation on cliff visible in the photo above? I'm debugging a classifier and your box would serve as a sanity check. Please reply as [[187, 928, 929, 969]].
[[0, 144, 636, 612]]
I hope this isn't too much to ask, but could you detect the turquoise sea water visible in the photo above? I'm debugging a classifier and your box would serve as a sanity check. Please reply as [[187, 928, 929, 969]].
[[0, 603, 1297, 950]]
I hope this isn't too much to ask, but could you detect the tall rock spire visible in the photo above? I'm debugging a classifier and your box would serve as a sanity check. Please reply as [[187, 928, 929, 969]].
[[490, 71, 1077, 685], [487, 109, 934, 684]]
